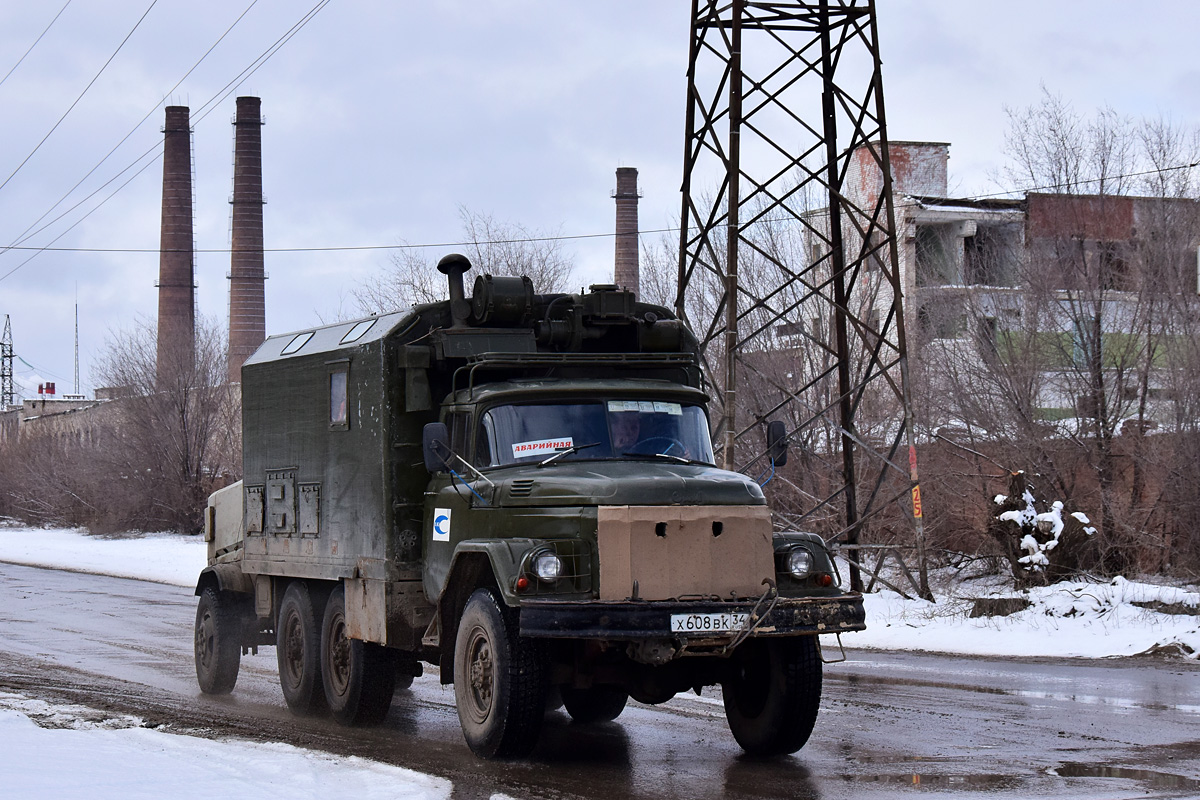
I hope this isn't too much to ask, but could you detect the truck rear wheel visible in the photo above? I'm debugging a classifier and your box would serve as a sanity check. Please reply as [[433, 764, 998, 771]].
[[194, 586, 242, 694], [454, 588, 546, 758], [722, 635, 822, 757], [321, 584, 396, 725], [561, 686, 628, 723], [277, 581, 326, 715]]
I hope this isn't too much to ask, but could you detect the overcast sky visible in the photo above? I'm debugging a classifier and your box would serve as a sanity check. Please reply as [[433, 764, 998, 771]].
[[2, 0, 1199, 398]]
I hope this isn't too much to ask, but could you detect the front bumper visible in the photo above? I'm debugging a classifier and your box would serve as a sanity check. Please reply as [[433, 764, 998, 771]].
[[518, 593, 865, 640]]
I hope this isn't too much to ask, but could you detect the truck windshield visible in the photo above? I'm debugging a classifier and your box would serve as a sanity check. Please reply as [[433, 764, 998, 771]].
[[478, 400, 715, 467]]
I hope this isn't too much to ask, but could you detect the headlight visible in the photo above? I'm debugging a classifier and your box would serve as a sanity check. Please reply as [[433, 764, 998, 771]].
[[786, 548, 813, 579], [532, 551, 563, 582]]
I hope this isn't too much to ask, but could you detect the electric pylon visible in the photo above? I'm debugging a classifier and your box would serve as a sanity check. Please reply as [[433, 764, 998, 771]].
[[1, 315, 14, 408], [676, 0, 929, 597]]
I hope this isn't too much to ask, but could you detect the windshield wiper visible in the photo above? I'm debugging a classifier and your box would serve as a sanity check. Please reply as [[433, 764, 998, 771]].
[[621, 450, 692, 464], [539, 441, 600, 467]]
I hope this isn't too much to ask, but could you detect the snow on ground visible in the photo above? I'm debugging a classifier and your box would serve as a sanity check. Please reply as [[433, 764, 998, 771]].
[[851, 575, 1200, 659], [0, 522, 204, 587], [0, 693, 451, 800], [0, 522, 1196, 797], [0, 521, 1195, 660]]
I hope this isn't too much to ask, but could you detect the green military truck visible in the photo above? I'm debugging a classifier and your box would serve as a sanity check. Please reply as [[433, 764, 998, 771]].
[[194, 253, 864, 758]]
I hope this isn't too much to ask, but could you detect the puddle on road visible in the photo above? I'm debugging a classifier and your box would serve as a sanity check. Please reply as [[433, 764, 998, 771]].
[[1008, 689, 1200, 715], [844, 755, 960, 765], [824, 754, 1200, 795], [838, 671, 1200, 715], [834, 773, 1017, 790], [828, 765, 1200, 795], [1053, 762, 1200, 791]]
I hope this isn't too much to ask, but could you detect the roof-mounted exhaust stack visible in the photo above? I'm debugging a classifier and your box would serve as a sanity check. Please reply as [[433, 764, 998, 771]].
[[438, 253, 472, 328]]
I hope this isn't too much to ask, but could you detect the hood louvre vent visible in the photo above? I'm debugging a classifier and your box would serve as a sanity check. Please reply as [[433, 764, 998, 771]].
[[509, 478, 536, 498]]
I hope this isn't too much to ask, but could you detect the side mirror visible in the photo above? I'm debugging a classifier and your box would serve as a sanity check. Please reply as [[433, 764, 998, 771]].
[[766, 420, 789, 467], [422, 422, 452, 472]]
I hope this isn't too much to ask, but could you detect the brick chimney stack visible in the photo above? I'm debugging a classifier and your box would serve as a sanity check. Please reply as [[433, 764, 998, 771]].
[[227, 96, 266, 383], [614, 167, 640, 297], [156, 105, 195, 386]]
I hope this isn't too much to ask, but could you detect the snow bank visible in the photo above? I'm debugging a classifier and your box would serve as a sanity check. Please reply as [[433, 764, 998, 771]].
[[0, 523, 204, 587], [0, 693, 451, 800], [847, 576, 1200, 659]]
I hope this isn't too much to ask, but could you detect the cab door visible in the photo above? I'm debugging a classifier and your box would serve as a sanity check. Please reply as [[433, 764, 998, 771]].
[[421, 409, 488, 601]]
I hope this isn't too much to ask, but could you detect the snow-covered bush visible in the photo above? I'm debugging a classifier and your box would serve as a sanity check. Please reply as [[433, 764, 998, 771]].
[[991, 471, 1096, 588]]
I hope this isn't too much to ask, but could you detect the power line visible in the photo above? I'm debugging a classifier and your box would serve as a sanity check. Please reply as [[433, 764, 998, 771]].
[[0, 0, 73, 90], [0, 0, 329, 283], [5, 154, 1200, 259], [0, 155, 163, 284], [2, 0, 262, 253], [958, 161, 1200, 202], [15, 355, 68, 382], [4, 115, 1198, 270], [0, 1, 158, 195], [0, 228, 631, 255], [189, 0, 330, 125]]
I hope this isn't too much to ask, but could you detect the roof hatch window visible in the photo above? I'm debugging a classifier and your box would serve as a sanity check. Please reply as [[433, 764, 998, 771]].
[[340, 319, 376, 345], [281, 331, 314, 355]]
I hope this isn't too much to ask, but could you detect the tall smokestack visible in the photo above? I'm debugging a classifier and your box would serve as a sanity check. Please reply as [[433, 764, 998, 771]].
[[227, 96, 266, 384], [157, 105, 195, 386], [613, 166, 640, 297]]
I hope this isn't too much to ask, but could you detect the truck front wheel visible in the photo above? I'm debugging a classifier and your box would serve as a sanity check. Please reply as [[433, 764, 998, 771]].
[[276, 581, 326, 714], [321, 584, 396, 725], [194, 586, 243, 694], [722, 636, 822, 757], [454, 588, 546, 758]]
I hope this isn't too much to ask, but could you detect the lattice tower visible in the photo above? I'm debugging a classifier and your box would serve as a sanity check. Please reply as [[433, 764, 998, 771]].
[[675, 0, 929, 596], [1, 315, 13, 408]]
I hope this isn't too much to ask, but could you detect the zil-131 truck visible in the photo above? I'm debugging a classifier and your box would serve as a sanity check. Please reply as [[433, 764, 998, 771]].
[[195, 253, 865, 758]]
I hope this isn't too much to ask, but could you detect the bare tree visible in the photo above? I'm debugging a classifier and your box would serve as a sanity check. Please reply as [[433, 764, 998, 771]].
[[919, 91, 1200, 578], [0, 316, 238, 534], [353, 207, 577, 314], [91, 315, 239, 533]]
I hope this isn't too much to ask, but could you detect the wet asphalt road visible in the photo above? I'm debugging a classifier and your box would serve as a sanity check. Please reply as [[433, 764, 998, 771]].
[[1, 561, 1198, 799]]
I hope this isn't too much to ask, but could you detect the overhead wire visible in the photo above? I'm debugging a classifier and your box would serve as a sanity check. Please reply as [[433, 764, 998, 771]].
[[2, 15, 1197, 278], [189, 0, 330, 125], [956, 160, 1200, 202], [4, 155, 1199, 262], [0, 0, 73, 90], [0, 0, 330, 284], [2, 0, 263, 254], [0, 1, 159, 195]]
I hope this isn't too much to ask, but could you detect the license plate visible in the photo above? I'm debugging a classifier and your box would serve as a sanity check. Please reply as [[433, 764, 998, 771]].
[[670, 612, 749, 634]]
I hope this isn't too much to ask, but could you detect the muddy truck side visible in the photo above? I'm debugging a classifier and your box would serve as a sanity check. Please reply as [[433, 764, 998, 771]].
[[194, 254, 865, 758]]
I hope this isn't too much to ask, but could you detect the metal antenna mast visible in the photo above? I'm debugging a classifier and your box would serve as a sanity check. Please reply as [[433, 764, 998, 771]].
[[676, 0, 929, 597], [75, 288, 80, 396], [1, 315, 13, 408]]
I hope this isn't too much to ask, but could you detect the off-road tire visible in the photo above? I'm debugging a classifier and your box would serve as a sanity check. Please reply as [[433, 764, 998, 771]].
[[276, 581, 326, 715], [321, 584, 396, 725], [453, 588, 546, 758], [194, 586, 243, 694], [561, 686, 629, 723], [722, 635, 822, 756]]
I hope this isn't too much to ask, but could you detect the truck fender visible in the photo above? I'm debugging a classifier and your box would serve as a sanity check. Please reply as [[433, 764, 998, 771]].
[[194, 563, 254, 597], [434, 539, 543, 683]]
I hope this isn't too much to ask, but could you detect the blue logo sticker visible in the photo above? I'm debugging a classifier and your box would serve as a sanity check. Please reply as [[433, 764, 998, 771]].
[[433, 508, 451, 541]]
